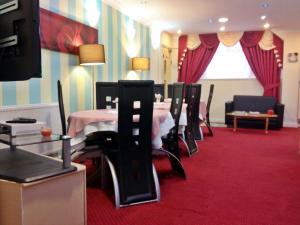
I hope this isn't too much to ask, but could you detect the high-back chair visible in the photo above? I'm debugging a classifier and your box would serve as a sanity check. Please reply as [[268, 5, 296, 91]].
[[169, 83, 185, 145], [184, 84, 201, 156], [153, 84, 164, 102], [102, 80, 160, 208], [167, 84, 174, 99], [57, 80, 102, 162], [57, 80, 67, 135], [200, 84, 214, 136], [206, 84, 214, 126], [159, 82, 186, 178], [96, 82, 118, 109]]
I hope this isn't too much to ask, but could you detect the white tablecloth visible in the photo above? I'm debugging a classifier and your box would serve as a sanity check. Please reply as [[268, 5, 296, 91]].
[[69, 110, 182, 150]]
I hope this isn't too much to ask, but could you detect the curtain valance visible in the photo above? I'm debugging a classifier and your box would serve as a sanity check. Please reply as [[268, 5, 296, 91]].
[[178, 30, 283, 71], [217, 31, 243, 47]]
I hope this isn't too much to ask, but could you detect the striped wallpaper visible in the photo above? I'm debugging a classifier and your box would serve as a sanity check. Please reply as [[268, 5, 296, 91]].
[[0, 0, 151, 116]]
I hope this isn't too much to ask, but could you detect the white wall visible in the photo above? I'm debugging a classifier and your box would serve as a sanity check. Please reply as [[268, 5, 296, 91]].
[[168, 31, 300, 127], [198, 79, 263, 123], [275, 31, 300, 127], [150, 32, 177, 84]]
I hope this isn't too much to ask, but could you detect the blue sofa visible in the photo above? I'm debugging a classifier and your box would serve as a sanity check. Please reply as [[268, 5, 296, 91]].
[[225, 95, 285, 129]]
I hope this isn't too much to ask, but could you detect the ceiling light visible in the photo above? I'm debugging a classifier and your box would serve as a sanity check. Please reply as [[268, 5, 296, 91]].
[[177, 29, 182, 34], [219, 26, 226, 31], [218, 17, 229, 23], [263, 22, 270, 29], [260, 15, 267, 20], [261, 2, 270, 8], [208, 18, 213, 24]]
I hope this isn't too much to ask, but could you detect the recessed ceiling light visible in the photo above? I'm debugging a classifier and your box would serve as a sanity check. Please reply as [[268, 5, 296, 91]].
[[208, 18, 213, 24], [219, 26, 226, 31], [261, 2, 270, 8], [260, 15, 267, 20], [263, 22, 270, 29], [177, 29, 182, 34], [218, 17, 229, 23]]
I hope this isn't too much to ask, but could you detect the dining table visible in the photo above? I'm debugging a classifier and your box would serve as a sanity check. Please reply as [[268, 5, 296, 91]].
[[67, 96, 210, 152], [68, 104, 187, 150]]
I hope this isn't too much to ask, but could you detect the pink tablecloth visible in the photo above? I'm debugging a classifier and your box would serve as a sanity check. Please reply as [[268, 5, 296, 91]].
[[67, 109, 172, 150], [154, 102, 187, 112]]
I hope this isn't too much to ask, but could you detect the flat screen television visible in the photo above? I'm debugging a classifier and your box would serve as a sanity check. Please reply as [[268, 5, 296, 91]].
[[0, 0, 41, 81]]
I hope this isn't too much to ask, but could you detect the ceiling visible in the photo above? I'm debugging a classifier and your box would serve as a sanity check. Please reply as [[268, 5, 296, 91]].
[[103, 0, 300, 34]]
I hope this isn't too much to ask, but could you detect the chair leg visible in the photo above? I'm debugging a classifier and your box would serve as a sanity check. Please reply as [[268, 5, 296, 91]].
[[103, 157, 161, 208], [199, 125, 204, 140], [179, 130, 198, 157], [205, 121, 213, 136], [199, 119, 213, 137], [183, 130, 198, 157], [206, 113, 211, 126], [152, 164, 161, 201], [103, 156, 120, 208], [193, 122, 202, 140], [165, 139, 180, 159], [157, 148, 186, 179], [179, 135, 189, 156]]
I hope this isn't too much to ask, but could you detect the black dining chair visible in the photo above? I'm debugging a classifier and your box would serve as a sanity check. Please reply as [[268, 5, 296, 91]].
[[167, 84, 174, 99], [95, 82, 118, 109], [57, 80, 102, 162], [200, 84, 214, 136], [154, 84, 164, 102], [159, 82, 186, 178], [57, 80, 67, 136], [101, 80, 160, 208], [94, 81, 125, 149], [184, 84, 201, 156]]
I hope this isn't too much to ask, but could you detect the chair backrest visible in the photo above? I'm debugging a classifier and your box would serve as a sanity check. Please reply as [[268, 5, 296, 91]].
[[117, 80, 156, 205], [167, 84, 173, 99], [206, 84, 214, 113], [185, 84, 201, 123], [57, 80, 67, 135], [96, 82, 118, 109], [153, 84, 164, 102], [170, 82, 185, 135]]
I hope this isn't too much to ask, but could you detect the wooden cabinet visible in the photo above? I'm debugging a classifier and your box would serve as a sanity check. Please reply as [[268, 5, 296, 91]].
[[0, 163, 86, 225]]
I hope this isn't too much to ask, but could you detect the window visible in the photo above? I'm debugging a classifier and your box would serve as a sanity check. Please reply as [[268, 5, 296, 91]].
[[202, 42, 255, 79]]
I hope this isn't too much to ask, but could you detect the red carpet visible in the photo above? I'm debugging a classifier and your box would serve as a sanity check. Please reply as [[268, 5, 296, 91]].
[[87, 127, 300, 225]]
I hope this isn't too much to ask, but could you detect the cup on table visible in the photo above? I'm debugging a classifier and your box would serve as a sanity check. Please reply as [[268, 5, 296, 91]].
[[267, 109, 274, 115], [41, 127, 52, 137], [155, 93, 162, 103]]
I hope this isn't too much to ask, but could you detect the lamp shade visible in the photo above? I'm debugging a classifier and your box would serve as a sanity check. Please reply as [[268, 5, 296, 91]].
[[131, 57, 150, 71], [79, 44, 105, 65]]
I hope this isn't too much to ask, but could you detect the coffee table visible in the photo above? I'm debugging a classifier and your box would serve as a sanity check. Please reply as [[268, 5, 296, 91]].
[[226, 112, 278, 134]]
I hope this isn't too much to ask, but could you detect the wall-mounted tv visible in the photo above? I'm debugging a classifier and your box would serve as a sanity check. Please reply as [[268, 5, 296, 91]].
[[0, 0, 41, 81]]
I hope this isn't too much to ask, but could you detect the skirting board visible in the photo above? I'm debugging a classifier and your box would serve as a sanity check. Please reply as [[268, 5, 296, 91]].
[[210, 118, 298, 128], [284, 122, 299, 128]]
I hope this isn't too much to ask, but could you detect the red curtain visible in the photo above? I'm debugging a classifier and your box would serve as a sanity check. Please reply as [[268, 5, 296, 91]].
[[240, 31, 283, 101], [178, 34, 219, 83]]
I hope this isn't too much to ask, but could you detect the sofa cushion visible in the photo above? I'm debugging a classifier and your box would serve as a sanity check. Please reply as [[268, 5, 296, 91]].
[[233, 95, 276, 113]]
